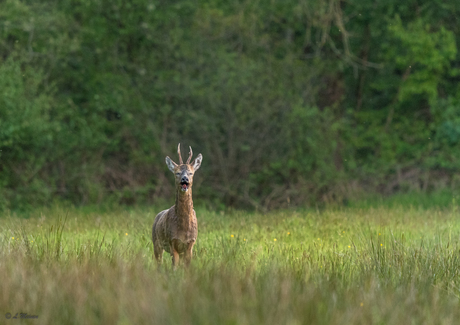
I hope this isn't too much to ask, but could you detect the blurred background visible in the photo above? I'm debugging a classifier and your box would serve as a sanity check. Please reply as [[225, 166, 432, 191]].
[[0, 0, 459, 210]]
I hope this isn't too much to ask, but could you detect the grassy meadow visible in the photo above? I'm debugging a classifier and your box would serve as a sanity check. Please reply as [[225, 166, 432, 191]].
[[1, 200, 460, 324]]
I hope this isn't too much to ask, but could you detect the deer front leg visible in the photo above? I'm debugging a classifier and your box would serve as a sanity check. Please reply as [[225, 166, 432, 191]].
[[171, 251, 180, 269], [171, 240, 180, 269], [184, 242, 195, 268]]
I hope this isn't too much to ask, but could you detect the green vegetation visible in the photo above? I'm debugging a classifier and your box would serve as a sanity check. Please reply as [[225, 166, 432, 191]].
[[1, 0, 460, 209], [2, 1, 460, 321], [2, 204, 460, 324]]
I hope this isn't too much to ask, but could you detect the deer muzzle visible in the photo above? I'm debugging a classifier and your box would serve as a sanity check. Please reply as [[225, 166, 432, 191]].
[[180, 176, 190, 192]]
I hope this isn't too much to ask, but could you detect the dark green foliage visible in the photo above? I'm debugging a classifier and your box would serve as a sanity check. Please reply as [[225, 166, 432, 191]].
[[0, 0, 459, 209]]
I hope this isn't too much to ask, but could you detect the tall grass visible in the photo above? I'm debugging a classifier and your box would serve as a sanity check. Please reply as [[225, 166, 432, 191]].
[[1, 204, 460, 324]]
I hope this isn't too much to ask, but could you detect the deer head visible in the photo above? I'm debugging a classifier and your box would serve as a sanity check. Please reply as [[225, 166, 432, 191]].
[[165, 144, 202, 193]]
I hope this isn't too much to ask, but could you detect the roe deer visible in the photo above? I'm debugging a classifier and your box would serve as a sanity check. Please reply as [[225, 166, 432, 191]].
[[152, 144, 203, 268]]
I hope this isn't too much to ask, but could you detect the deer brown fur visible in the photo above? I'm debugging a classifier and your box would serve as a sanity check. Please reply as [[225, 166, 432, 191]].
[[152, 144, 203, 268]]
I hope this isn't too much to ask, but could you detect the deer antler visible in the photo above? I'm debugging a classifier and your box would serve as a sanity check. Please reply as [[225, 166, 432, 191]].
[[177, 143, 184, 165], [186, 146, 193, 164]]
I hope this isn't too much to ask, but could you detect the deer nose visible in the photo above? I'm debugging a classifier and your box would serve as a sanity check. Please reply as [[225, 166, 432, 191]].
[[181, 175, 189, 183]]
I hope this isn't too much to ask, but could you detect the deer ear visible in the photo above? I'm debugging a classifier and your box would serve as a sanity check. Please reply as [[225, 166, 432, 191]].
[[192, 154, 202, 171], [165, 156, 177, 173]]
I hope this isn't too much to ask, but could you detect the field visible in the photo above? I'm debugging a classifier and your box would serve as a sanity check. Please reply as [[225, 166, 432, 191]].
[[1, 201, 460, 324]]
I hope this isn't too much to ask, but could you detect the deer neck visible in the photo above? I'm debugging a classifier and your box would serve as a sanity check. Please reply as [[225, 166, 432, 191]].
[[175, 187, 194, 221]]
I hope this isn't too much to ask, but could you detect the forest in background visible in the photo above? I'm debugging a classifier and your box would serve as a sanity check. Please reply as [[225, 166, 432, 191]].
[[0, 0, 460, 210]]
